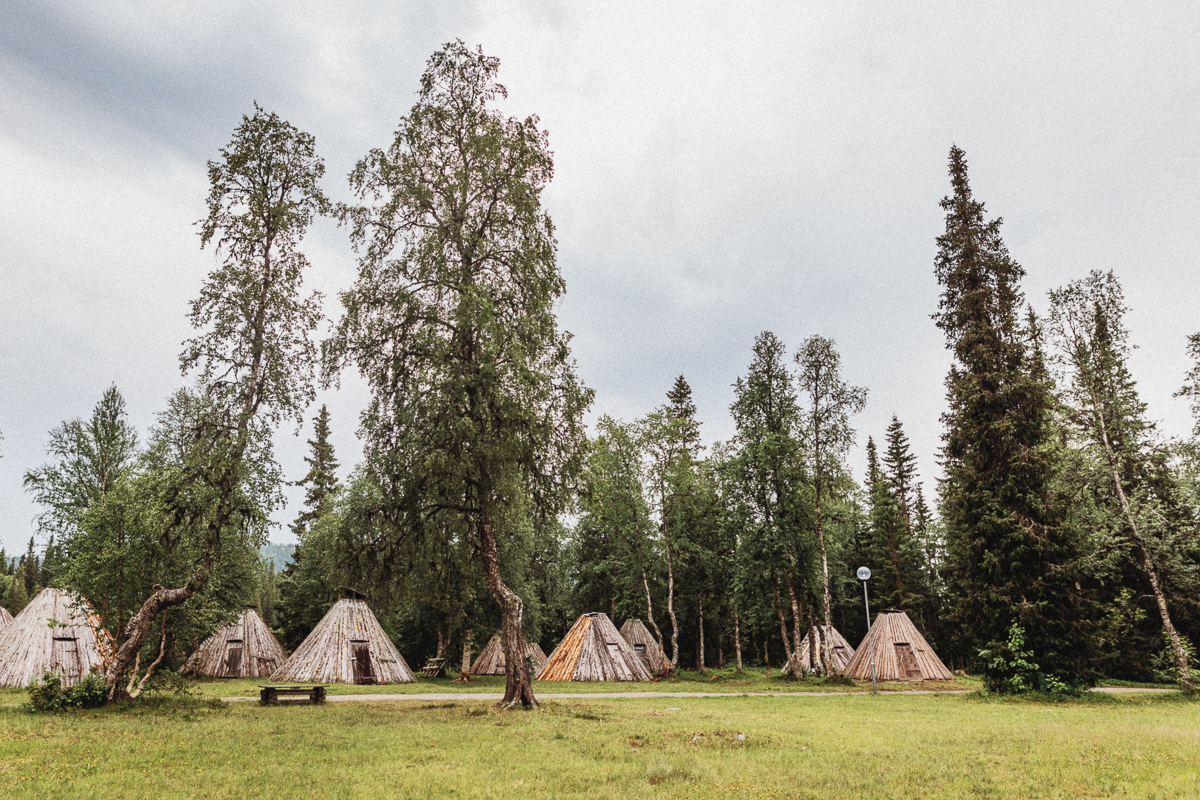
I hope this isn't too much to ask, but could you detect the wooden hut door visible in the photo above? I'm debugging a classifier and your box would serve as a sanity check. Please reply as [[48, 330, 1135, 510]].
[[225, 641, 244, 676], [894, 643, 923, 680], [51, 638, 80, 680], [633, 643, 649, 669], [352, 641, 374, 684]]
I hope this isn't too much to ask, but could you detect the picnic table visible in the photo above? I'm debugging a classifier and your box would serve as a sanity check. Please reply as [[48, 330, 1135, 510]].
[[259, 684, 327, 706]]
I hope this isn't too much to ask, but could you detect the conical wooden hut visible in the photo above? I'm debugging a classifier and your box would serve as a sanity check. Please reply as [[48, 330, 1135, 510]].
[[184, 609, 288, 678], [269, 598, 415, 684], [469, 632, 548, 676], [618, 618, 669, 674], [0, 588, 109, 688], [0, 607, 13, 627], [781, 625, 855, 675], [537, 612, 652, 681], [843, 609, 952, 681]]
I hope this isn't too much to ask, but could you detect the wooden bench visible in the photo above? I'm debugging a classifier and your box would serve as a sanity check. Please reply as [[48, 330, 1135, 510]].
[[420, 657, 447, 678], [259, 684, 327, 706]]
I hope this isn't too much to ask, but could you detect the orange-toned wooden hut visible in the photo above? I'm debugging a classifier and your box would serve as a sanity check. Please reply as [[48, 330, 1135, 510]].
[[469, 632, 548, 676], [618, 618, 669, 674], [184, 609, 288, 678], [843, 609, 952, 681], [0, 588, 109, 688], [782, 625, 856, 675], [538, 612, 652, 681], [269, 599, 416, 685]]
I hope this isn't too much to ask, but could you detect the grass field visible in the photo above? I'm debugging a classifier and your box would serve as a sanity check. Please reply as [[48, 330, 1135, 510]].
[[1, 685, 1196, 798]]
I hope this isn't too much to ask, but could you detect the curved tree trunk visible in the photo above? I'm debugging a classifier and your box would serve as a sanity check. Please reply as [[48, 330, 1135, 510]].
[[641, 563, 665, 653], [480, 508, 538, 708]]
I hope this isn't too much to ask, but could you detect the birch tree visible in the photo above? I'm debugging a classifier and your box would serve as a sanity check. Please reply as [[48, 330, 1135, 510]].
[[327, 42, 591, 708], [1048, 270, 1193, 692]]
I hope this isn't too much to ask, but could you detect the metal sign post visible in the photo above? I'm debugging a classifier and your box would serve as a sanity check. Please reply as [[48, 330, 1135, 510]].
[[857, 567, 877, 695]]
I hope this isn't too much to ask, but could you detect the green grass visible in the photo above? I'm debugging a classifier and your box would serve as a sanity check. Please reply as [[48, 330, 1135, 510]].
[[177, 667, 976, 698], [0, 690, 1196, 798]]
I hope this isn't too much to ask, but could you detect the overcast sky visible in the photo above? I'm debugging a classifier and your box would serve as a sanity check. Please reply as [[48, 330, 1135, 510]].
[[2, 1, 1198, 553]]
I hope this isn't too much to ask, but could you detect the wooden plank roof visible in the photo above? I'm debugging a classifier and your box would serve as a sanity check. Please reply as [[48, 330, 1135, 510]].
[[537, 612, 652, 682], [469, 632, 548, 676], [268, 598, 416, 684], [184, 609, 289, 679], [0, 588, 110, 688], [843, 610, 953, 681], [782, 625, 856, 675], [618, 618, 669, 674], [0, 606, 13, 627]]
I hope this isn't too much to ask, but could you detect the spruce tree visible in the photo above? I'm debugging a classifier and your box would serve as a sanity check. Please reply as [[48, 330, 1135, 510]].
[[290, 405, 340, 539], [934, 145, 1093, 689]]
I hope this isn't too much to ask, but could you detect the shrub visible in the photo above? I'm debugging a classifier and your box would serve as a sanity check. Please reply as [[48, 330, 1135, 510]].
[[978, 624, 1083, 697], [1150, 631, 1197, 686], [26, 670, 109, 712]]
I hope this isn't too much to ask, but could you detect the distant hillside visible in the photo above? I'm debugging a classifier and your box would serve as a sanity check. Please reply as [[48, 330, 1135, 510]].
[[260, 543, 296, 568]]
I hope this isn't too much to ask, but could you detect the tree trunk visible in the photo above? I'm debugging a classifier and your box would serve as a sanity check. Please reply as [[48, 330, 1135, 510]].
[[106, 581, 197, 701], [665, 533, 679, 669], [480, 506, 538, 708], [773, 581, 792, 659], [1089, 403, 1193, 692], [437, 627, 447, 659], [734, 607, 743, 672], [461, 628, 473, 673], [641, 563, 665, 653], [815, 489, 834, 676], [786, 569, 804, 674], [697, 593, 706, 672]]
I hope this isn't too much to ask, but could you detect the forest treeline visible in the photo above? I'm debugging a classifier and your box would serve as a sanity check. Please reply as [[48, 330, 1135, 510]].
[[5, 43, 1200, 702]]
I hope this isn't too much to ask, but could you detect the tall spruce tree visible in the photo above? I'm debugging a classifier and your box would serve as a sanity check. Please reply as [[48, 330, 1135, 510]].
[[934, 145, 1093, 689]]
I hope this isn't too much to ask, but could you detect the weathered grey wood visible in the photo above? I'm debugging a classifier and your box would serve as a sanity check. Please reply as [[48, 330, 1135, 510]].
[[469, 633, 548, 676], [618, 618, 670, 674], [780, 625, 855, 676], [184, 609, 288, 678], [537, 613, 652, 682], [268, 598, 416, 684], [0, 607, 13, 628], [843, 609, 953, 682], [0, 589, 110, 688], [258, 684, 327, 705]]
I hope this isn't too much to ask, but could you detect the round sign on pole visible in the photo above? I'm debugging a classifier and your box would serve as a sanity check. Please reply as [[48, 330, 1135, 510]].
[[856, 566, 871, 581]]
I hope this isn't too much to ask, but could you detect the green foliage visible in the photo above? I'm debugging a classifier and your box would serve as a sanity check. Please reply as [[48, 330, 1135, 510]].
[[934, 145, 1095, 684], [979, 624, 1082, 697], [1153, 631, 1198, 685], [26, 671, 108, 713]]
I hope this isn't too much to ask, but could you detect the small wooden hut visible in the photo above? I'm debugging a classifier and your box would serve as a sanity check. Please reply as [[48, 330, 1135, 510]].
[[184, 609, 288, 678], [781, 625, 855, 675], [469, 632, 548, 676], [843, 609, 952, 681], [537, 612, 652, 681], [0, 588, 109, 688], [268, 598, 415, 684], [618, 618, 669, 674], [0, 606, 13, 627]]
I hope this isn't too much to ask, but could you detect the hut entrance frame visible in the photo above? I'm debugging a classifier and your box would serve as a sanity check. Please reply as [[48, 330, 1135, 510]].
[[51, 637, 80, 680], [224, 640, 244, 675], [351, 640, 374, 684]]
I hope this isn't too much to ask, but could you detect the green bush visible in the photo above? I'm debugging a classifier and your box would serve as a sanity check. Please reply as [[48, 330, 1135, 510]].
[[979, 624, 1083, 697], [1150, 631, 1197, 686], [25, 670, 108, 712]]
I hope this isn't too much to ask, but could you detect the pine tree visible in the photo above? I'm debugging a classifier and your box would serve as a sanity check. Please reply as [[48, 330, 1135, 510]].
[[934, 145, 1094, 689], [290, 405, 340, 539], [5, 568, 28, 614], [23, 538, 38, 597]]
